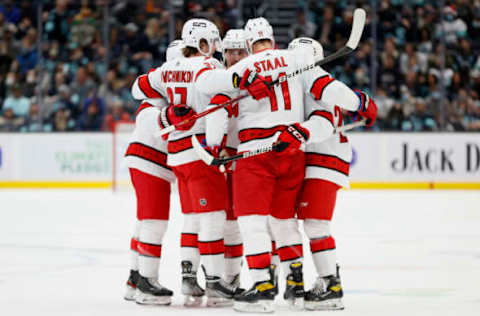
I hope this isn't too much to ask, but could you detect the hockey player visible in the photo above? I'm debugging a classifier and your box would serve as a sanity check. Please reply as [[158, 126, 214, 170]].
[[124, 41, 184, 304], [131, 18, 269, 307], [214, 29, 248, 287], [197, 18, 377, 313], [288, 37, 377, 310]]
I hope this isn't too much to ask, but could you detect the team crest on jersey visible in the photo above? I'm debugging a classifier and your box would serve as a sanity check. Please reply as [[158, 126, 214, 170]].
[[199, 198, 207, 206]]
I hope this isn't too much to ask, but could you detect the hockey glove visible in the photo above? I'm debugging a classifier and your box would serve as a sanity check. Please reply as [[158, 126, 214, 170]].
[[353, 90, 377, 127], [274, 123, 310, 154], [234, 68, 271, 100], [159, 104, 197, 131]]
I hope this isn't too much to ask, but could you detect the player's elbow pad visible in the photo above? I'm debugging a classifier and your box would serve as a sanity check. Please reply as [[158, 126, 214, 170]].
[[131, 77, 147, 100], [322, 81, 360, 112]]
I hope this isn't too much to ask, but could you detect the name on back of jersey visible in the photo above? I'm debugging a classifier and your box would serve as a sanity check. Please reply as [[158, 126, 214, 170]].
[[253, 56, 288, 73]]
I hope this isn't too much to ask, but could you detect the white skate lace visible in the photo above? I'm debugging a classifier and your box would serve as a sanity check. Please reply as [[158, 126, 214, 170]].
[[311, 277, 328, 295]]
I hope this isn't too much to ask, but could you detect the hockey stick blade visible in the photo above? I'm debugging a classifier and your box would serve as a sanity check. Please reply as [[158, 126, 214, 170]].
[[191, 135, 215, 165], [346, 8, 366, 50]]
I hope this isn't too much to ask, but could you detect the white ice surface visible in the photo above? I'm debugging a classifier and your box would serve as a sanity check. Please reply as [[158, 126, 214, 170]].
[[1, 189, 479, 316]]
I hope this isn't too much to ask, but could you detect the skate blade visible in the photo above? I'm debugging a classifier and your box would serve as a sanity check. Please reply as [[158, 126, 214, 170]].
[[124, 285, 136, 301], [305, 298, 344, 311], [184, 295, 203, 307], [233, 300, 274, 313], [135, 291, 172, 306], [286, 297, 304, 311], [206, 296, 233, 307]]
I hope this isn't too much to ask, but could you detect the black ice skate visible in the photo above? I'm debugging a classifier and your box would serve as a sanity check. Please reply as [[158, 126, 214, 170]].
[[135, 275, 173, 305], [233, 265, 276, 313], [202, 265, 236, 307], [124, 269, 140, 301], [283, 262, 305, 310], [181, 260, 205, 307], [304, 264, 344, 310]]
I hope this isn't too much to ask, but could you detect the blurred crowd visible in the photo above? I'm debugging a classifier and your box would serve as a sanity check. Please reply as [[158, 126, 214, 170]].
[[0, 0, 479, 132], [293, 0, 480, 131], [0, 0, 239, 132]]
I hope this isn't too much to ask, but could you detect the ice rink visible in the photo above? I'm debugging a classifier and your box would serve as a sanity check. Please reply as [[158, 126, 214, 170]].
[[1, 189, 479, 316]]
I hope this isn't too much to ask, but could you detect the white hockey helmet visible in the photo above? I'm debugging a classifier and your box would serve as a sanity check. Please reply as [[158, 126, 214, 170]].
[[288, 37, 324, 62], [223, 29, 247, 51], [244, 17, 275, 53], [166, 39, 185, 61], [181, 18, 221, 57]]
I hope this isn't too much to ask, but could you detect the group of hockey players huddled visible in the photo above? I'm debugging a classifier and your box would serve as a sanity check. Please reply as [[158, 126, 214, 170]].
[[123, 16, 377, 313]]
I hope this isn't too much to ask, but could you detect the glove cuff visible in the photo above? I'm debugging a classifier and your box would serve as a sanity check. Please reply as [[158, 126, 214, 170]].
[[159, 106, 171, 129]]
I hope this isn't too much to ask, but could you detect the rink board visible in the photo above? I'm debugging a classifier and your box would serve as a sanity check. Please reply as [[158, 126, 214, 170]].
[[0, 133, 479, 189]]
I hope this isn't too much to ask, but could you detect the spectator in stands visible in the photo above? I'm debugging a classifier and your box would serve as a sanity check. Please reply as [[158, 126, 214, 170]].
[[3, 84, 30, 117], [77, 97, 105, 131], [288, 10, 317, 41], [70, 67, 95, 112], [0, 108, 24, 132], [436, 5, 467, 46], [48, 103, 76, 132], [17, 27, 38, 75], [0, 0, 21, 24], [21, 101, 43, 132], [402, 98, 437, 131], [70, 6, 97, 49], [120, 22, 153, 73], [44, 0, 71, 46]]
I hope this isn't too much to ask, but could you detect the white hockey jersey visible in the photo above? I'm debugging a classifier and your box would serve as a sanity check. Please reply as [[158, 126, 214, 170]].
[[303, 95, 352, 188], [132, 56, 224, 166], [124, 100, 175, 182], [198, 48, 361, 153]]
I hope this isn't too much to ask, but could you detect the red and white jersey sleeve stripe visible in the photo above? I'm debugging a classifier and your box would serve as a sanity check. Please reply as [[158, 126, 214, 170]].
[[303, 97, 352, 188], [125, 102, 175, 182], [306, 67, 359, 112]]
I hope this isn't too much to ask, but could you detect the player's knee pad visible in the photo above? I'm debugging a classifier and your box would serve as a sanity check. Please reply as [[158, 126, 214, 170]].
[[182, 213, 200, 233], [198, 210, 226, 239], [237, 215, 268, 236], [224, 220, 242, 244], [268, 216, 302, 246], [303, 219, 331, 239], [133, 219, 141, 239], [138, 219, 168, 244]]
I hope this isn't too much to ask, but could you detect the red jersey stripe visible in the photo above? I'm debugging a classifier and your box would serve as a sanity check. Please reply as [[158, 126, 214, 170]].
[[138, 75, 163, 98], [137, 241, 162, 258], [135, 102, 154, 116], [310, 236, 336, 253], [168, 134, 206, 154], [309, 110, 334, 127], [130, 238, 138, 251], [125, 142, 170, 169], [225, 244, 243, 258], [310, 75, 335, 100], [306, 153, 350, 176], [180, 233, 198, 248], [238, 125, 286, 144], [197, 239, 225, 255], [277, 244, 303, 262], [245, 252, 272, 270]]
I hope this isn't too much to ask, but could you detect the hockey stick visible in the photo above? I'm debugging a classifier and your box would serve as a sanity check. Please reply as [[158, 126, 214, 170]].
[[154, 8, 366, 137], [192, 119, 367, 167]]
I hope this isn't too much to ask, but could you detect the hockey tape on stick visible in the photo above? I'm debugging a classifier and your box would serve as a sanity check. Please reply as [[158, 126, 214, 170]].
[[156, 8, 366, 137], [192, 119, 366, 167]]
